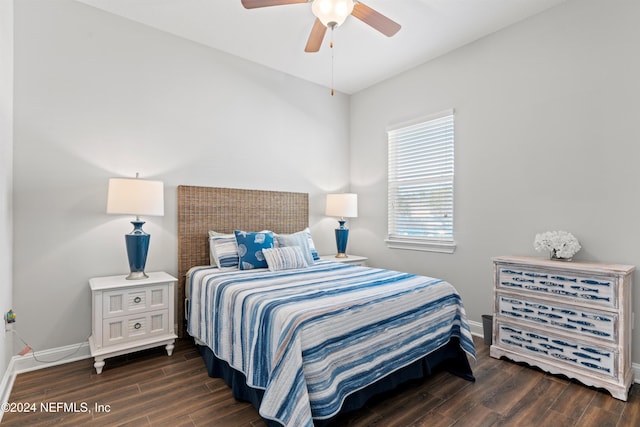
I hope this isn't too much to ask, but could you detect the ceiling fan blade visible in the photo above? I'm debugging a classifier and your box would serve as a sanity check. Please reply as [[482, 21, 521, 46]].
[[241, 0, 308, 9], [305, 18, 327, 52], [351, 2, 401, 37]]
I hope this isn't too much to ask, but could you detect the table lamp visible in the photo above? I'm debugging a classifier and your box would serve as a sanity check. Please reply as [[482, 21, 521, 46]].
[[325, 193, 358, 258], [107, 173, 164, 279]]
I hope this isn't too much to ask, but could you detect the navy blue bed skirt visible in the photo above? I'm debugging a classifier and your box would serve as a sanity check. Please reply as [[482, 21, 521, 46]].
[[197, 338, 474, 426]]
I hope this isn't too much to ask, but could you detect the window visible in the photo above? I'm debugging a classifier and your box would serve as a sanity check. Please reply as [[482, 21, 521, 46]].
[[386, 109, 456, 253]]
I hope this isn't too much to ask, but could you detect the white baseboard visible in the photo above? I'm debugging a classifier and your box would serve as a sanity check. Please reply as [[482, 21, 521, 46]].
[[9, 341, 91, 375], [0, 341, 90, 422], [0, 357, 17, 423], [468, 319, 484, 339]]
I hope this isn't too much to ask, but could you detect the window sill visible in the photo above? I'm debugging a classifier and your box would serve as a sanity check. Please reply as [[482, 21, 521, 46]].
[[384, 237, 456, 254]]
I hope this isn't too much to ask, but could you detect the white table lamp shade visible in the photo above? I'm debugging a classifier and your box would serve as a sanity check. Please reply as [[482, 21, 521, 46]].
[[325, 193, 358, 218], [107, 178, 164, 217]]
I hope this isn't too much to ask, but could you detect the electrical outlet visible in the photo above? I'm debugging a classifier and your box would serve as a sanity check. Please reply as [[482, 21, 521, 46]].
[[6, 309, 16, 324], [5, 309, 16, 333]]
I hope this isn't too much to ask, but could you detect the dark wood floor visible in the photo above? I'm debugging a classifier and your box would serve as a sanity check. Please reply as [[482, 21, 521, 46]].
[[2, 336, 639, 426]]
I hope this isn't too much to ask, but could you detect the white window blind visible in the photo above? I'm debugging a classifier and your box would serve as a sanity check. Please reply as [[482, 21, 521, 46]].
[[386, 109, 455, 253]]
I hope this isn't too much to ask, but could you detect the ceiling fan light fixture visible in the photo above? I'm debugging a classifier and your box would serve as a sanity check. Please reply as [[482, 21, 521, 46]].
[[311, 0, 354, 28]]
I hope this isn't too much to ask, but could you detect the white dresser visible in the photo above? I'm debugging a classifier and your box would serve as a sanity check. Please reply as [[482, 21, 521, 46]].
[[89, 271, 178, 374], [490, 256, 634, 400]]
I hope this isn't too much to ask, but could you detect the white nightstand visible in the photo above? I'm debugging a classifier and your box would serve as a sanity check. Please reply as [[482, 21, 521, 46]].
[[88, 271, 178, 374], [319, 255, 368, 266]]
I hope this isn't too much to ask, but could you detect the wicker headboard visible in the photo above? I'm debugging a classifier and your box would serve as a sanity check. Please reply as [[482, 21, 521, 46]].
[[176, 185, 309, 336]]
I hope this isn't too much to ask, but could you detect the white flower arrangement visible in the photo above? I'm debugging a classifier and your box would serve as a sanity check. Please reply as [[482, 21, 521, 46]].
[[534, 231, 581, 259]]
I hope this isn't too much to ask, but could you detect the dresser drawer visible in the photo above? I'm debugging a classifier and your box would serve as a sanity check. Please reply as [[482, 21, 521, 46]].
[[103, 284, 169, 318], [101, 309, 169, 347], [498, 266, 616, 308], [496, 320, 616, 379], [497, 293, 617, 342]]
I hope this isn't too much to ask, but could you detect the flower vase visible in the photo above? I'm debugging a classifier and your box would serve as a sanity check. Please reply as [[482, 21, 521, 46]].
[[550, 250, 571, 261]]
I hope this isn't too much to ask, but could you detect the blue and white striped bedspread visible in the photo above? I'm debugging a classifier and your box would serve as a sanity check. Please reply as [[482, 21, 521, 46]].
[[187, 261, 475, 427]]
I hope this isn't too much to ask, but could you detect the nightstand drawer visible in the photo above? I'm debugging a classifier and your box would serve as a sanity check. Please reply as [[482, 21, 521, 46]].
[[102, 309, 169, 347], [103, 284, 169, 318]]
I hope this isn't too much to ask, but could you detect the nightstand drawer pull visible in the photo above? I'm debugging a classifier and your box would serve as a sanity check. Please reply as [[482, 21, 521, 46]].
[[133, 296, 142, 304], [134, 322, 142, 330]]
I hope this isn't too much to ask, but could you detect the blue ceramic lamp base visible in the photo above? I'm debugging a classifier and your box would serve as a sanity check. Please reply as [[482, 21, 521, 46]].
[[334, 219, 349, 258], [125, 220, 150, 280]]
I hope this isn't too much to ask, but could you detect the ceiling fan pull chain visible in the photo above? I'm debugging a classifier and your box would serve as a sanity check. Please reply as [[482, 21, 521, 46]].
[[330, 26, 334, 96]]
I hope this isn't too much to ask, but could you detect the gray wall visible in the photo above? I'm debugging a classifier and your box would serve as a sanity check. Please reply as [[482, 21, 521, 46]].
[[350, 0, 640, 361], [12, 0, 350, 350], [10, 0, 640, 370], [0, 0, 14, 391]]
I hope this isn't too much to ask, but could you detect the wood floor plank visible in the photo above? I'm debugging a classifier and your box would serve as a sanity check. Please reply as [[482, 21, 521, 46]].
[[144, 384, 212, 422], [531, 409, 577, 427], [409, 411, 457, 427], [370, 390, 443, 427], [619, 386, 640, 426], [432, 393, 478, 423], [590, 387, 628, 415], [478, 363, 542, 415], [577, 406, 620, 427], [3, 336, 639, 427], [434, 402, 501, 427], [550, 380, 596, 421], [497, 375, 566, 426]]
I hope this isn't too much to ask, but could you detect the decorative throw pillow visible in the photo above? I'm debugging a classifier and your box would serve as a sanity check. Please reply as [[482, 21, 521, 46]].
[[234, 230, 275, 270], [303, 227, 320, 261], [208, 231, 239, 269], [275, 228, 319, 261], [262, 246, 309, 272], [274, 232, 315, 266]]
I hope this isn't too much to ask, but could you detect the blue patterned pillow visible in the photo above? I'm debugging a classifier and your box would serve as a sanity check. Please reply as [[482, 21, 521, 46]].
[[208, 232, 239, 269], [234, 230, 275, 270], [262, 246, 309, 271]]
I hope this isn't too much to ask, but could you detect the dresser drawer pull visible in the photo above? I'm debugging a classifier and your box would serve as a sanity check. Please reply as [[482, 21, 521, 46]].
[[581, 327, 611, 337], [550, 275, 576, 282], [581, 279, 610, 287], [134, 322, 142, 330], [582, 313, 612, 322], [134, 297, 142, 304], [581, 361, 610, 373], [579, 294, 610, 302]]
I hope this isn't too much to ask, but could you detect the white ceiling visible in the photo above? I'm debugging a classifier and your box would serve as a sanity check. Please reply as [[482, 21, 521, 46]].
[[76, 0, 567, 94]]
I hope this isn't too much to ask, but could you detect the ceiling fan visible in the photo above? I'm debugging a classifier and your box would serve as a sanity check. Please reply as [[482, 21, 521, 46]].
[[241, 0, 401, 52]]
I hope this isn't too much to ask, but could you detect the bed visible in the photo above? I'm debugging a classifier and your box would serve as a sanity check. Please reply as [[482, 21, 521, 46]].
[[177, 185, 475, 427]]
